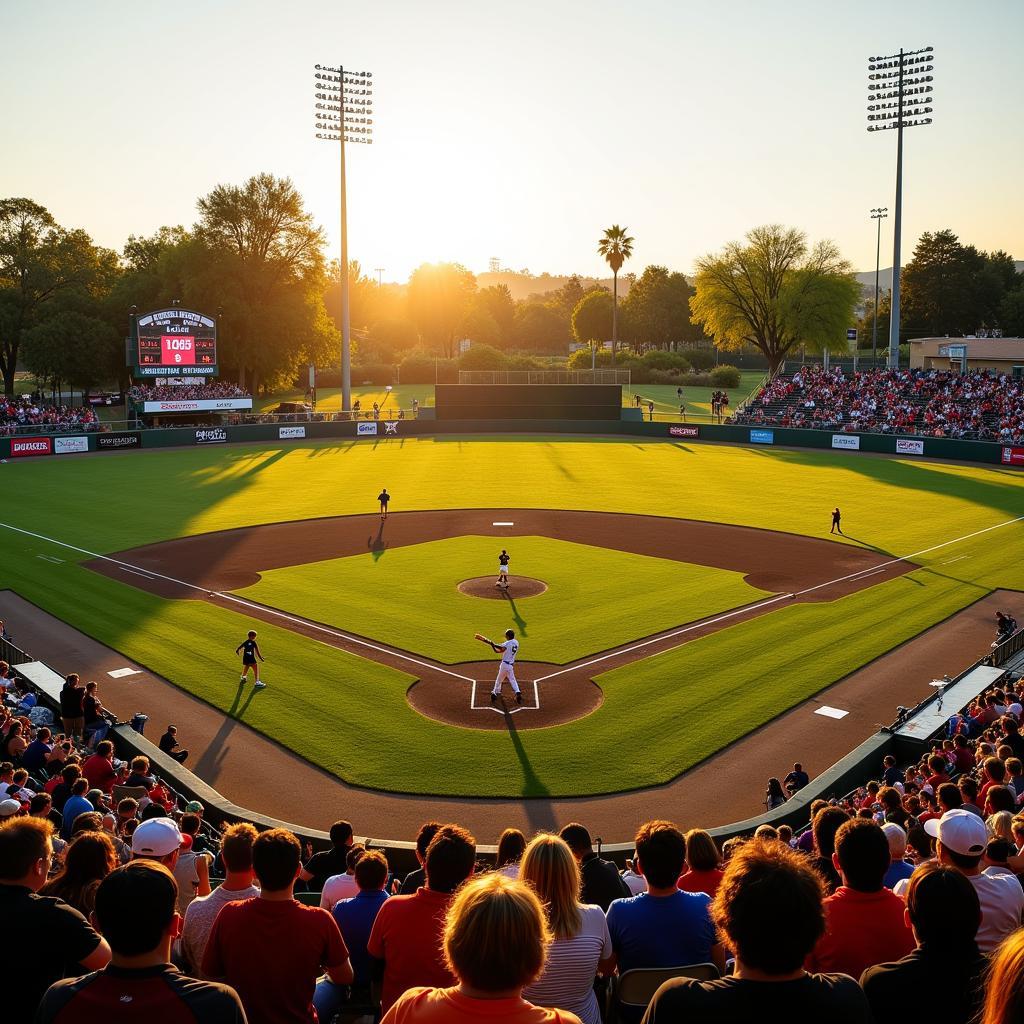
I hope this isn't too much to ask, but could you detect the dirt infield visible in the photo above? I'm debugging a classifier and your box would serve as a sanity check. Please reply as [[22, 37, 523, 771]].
[[86, 510, 912, 730], [458, 577, 548, 599]]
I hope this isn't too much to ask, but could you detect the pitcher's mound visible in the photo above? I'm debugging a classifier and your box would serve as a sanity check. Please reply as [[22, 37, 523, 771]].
[[458, 576, 548, 599]]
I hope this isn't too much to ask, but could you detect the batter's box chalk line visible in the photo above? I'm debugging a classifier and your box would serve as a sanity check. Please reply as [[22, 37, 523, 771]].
[[470, 680, 540, 715]]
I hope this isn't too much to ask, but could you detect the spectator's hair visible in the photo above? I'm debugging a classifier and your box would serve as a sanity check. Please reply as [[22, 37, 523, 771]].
[[95, 740, 113, 758], [41, 831, 116, 909], [140, 803, 167, 822], [354, 849, 389, 891], [130, 756, 150, 774], [878, 786, 902, 811], [721, 836, 746, 863], [883, 755, 896, 767], [711, 838, 825, 974], [94, 862, 178, 956], [329, 820, 353, 849], [987, 787, 1016, 814], [116, 798, 138, 817], [415, 821, 442, 858], [71, 812, 104, 836], [981, 929, 1024, 1024], [812, 807, 849, 858], [987, 838, 1013, 864], [0, 816, 51, 879], [777, 825, 793, 844], [85, 681, 97, 693], [251, 828, 301, 891], [443, 873, 550, 991], [927, 754, 946, 773], [960, 777, 979, 801], [985, 758, 1007, 783], [61, 764, 82, 784], [1003, 717, 1021, 735], [906, 826, 933, 862], [520, 833, 582, 940], [809, 799, 827, 818], [753, 824, 778, 841], [955, 734, 969, 748], [345, 844, 365, 872], [684, 829, 720, 872], [220, 822, 258, 873], [425, 824, 477, 894], [496, 828, 526, 869], [938, 782, 963, 809], [179, 813, 201, 837], [29, 794, 51, 814], [64, 673, 80, 687], [635, 820, 686, 888], [71, 778, 89, 796], [834, 819, 889, 892], [558, 822, 593, 854]]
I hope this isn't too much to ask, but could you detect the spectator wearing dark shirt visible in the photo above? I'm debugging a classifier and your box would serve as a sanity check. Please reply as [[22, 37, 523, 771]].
[[559, 822, 630, 911], [809, 806, 848, 894], [643, 839, 870, 1024], [882, 755, 901, 787], [37, 861, 246, 1023], [399, 821, 442, 894], [299, 819, 353, 892], [21, 727, 53, 773], [0, 816, 110, 1021], [784, 762, 810, 794], [860, 862, 985, 1024], [158, 725, 189, 764]]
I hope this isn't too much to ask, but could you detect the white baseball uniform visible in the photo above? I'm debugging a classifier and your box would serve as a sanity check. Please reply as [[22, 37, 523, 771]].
[[492, 637, 520, 694]]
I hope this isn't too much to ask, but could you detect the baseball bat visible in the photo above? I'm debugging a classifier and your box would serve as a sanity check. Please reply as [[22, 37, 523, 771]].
[[474, 633, 491, 644]]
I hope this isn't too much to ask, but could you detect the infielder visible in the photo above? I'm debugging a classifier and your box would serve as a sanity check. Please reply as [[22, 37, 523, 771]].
[[235, 630, 266, 689], [477, 628, 523, 704], [496, 549, 511, 589], [378, 488, 390, 519]]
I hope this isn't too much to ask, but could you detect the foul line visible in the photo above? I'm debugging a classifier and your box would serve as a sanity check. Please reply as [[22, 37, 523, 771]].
[[0, 521, 476, 684], [533, 511, 1024, 684]]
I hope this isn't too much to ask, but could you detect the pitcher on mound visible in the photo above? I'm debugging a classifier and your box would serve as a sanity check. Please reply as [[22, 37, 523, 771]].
[[478, 628, 522, 704]]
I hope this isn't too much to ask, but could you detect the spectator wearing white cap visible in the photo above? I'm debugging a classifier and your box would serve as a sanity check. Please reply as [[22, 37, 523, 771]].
[[0, 797, 23, 820], [131, 817, 183, 871], [925, 808, 1024, 952], [880, 823, 915, 890]]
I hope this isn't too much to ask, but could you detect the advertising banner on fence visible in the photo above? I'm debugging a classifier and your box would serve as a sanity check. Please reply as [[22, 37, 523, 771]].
[[896, 438, 925, 455], [668, 425, 700, 438], [140, 398, 252, 413], [9, 437, 53, 458], [749, 429, 774, 444], [195, 427, 228, 445], [1002, 446, 1024, 467], [383, 421, 399, 435], [54, 436, 89, 454], [357, 422, 378, 436], [831, 434, 861, 450], [279, 426, 306, 439], [97, 431, 141, 451]]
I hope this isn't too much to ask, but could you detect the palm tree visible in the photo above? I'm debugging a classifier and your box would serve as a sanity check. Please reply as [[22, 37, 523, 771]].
[[597, 225, 634, 361]]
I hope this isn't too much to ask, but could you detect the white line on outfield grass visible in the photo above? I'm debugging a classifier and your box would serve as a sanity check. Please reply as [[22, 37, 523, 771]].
[[531, 511, 1024, 685], [0, 521, 476, 685]]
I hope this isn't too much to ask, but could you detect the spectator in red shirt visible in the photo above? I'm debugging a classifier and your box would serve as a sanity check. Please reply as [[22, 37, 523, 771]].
[[368, 823, 477, 1014], [980, 757, 1008, 805], [806, 819, 914, 979], [677, 829, 724, 898], [952, 735, 976, 775], [81, 741, 126, 795], [36, 861, 245, 1023], [924, 754, 950, 790], [203, 828, 352, 1024]]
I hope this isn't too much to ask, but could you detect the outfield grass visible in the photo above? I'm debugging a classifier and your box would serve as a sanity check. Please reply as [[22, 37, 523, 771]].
[[236, 535, 770, 664], [626, 372, 765, 419], [1, 438, 1023, 797]]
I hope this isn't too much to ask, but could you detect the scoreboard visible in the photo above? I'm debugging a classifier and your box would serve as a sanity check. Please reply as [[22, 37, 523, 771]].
[[130, 308, 218, 377]]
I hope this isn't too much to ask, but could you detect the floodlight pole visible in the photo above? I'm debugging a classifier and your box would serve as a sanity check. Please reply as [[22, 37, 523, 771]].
[[889, 51, 904, 370], [339, 75, 351, 415], [871, 208, 888, 368]]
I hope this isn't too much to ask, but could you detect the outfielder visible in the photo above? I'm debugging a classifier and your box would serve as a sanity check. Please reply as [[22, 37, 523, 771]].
[[477, 628, 522, 704], [496, 549, 511, 589]]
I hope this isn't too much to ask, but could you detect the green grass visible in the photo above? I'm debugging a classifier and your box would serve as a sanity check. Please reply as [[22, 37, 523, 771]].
[[255, 385, 435, 415], [626, 372, 764, 418], [236, 535, 770, 664], [2, 438, 1024, 797]]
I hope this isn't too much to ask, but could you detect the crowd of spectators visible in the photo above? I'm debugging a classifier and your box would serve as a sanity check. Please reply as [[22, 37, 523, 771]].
[[129, 382, 251, 402], [736, 365, 1024, 443], [0, 397, 98, 435]]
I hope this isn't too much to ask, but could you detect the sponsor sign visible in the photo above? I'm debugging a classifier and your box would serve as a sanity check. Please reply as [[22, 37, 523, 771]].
[[279, 426, 306, 439], [1002, 446, 1024, 467], [669, 425, 700, 438], [846, 328, 858, 342], [97, 431, 141, 451], [384, 421, 399, 434], [195, 427, 228, 444], [141, 398, 252, 413], [895, 438, 925, 455], [54, 436, 89, 454], [9, 437, 53, 458], [831, 434, 861, 450], [357, 422, 378, 436], [749, 429, 774, 444]]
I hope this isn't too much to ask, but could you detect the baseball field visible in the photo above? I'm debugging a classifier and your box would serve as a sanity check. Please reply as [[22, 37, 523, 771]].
[[2, 437, 1023, 802]]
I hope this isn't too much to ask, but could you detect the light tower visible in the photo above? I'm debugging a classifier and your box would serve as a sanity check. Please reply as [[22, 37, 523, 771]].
[[870, 208, 888, 368], [314, 63, 374, 413], [867, 46, 935, 368]]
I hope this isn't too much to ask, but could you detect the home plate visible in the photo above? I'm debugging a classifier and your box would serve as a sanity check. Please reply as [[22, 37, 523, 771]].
[[815, 706, 849, 720], [492, 521, 514, 526], [108, 668, 142, 679]]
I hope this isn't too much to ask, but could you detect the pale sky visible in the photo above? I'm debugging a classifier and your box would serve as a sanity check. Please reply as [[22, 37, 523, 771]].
[[2, 0, 1021, 283]]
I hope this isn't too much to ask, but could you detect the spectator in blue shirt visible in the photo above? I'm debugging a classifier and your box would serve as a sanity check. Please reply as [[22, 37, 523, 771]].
[[21, 728, 52, 774], [61, 779, 94, 840], [606, 821, 725, 1021], [881, 824, 915, 891]]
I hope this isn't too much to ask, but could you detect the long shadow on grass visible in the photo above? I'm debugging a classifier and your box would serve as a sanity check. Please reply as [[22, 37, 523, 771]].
[[502, 592, 527, 636], [368, 522, 387, 562], [503, 710, 553, 809]]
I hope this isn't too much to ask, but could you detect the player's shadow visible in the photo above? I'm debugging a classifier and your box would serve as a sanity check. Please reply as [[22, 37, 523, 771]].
[[835, 533, 894, 557], [227, 680, 260, 721], [367, 522, 387, 561], [502, 591, 527, 635], [502, 710, 553, 804]]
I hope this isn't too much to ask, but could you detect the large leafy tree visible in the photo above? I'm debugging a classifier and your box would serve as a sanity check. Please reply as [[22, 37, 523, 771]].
[[0, 199, 115, 396], [620, 265, 698, 350], [407, 262, 477, 357], [690, 224, 860, 375], [597, 225, 634, 360], [473, 285, 515, 348], [571, 289, 613, 351], [513, 302, 570, 354]]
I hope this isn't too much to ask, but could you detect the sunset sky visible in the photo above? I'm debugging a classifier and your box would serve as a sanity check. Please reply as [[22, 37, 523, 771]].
[[2, 0, 1021, 283]]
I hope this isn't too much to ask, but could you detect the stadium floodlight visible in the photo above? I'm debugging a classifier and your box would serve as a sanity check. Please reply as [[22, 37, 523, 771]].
[[870, 208, 888, 368], [867, 46, 935, 369], [313, 63, 375, 414]]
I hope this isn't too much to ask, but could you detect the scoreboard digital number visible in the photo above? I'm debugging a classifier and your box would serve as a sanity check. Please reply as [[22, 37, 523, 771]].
[[132, 308, 218, 376]]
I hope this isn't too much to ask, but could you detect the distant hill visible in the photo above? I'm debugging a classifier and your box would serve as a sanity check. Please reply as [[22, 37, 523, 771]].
[[476, 270, 628, 302], [855, 261, 1024, 294]]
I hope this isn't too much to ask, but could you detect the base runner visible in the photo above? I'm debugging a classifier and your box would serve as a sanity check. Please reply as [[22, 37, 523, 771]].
[[496, 549, 510, 589], [235, 630, 266, 689], [475, 628, 522, 704]]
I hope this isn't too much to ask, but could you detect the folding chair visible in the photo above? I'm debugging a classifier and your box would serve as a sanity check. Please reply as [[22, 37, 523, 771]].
[[607, 963, 720, 1024]]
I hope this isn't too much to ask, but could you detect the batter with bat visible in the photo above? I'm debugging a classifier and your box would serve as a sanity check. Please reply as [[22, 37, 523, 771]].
[[475, 628, 523, 704]]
